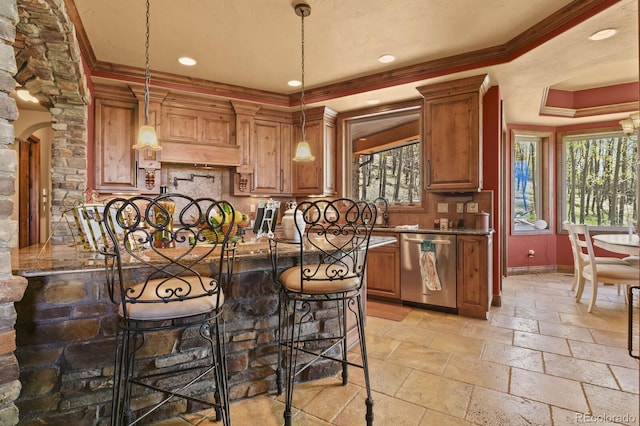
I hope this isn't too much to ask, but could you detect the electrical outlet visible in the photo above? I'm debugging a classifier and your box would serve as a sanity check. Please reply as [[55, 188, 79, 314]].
[[467, 202, 478, 213], [250, 204, 256, 213], [437, 203, 449, 213], [456, 203, 464, 213]]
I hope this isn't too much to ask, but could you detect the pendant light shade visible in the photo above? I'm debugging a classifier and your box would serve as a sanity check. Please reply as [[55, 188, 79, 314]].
[[133, 0, 161, 151], [292, 3, 314, 162]]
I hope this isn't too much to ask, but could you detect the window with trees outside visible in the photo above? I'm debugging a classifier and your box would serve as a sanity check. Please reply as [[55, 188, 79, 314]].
[[560, 130, 637, 228], [512, 132, 551, 233], [345, 104, 423, 208]]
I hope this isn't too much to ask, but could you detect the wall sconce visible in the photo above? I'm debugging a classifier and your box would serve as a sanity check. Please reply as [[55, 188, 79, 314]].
[[132, 0, 161, 152]]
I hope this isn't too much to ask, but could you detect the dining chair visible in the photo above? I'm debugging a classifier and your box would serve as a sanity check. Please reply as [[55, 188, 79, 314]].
[[270, 198, 377, 426], [566, 223, 640, 313], [564, 221, 631, 293], [100, 193, 236, 425]]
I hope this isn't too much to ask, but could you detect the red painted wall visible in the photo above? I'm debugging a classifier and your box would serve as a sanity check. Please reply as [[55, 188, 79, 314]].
[[482, 86, 502, 298], [506, 118, 630, 271]]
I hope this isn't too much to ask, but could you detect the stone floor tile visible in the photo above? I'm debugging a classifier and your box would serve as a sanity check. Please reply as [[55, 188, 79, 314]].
[[514, 306, 562, 323], [227, 396, 285, 426], [418, 408, 473, 426], [364, 316, 396, 337], [551, 406, 593, 425], [589, 328, 629, 348], [510, 368, 588, 412], [384, 322, 437, 347], [298, 381, 361, 423], [610, 365, 640, 393], [513, 330, 571, 355], [443, 352, 510, 392], [364, 332, 403, 361], [465, 386, 551, 426], [158, 273, 639, 426], [537, 320, 594, 343], [394, 370, 473, 418], [461, 321, 514, 345], [482, 341, 544, 372], [415, 316, 467, 335], [490, 314, 539, 333], [333, 389, 425, 426], [568, 340, 640, 369], [542, 352, 618, 389], [560, 311, 627, 332], [534, 300, 580, 315], [348, 356, 412, 396], [427, 332, 484, 357], [582, 383, 640, 426], [387, 341, 451, 375]]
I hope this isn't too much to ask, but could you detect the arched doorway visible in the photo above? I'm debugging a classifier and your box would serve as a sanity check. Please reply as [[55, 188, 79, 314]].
[[13, 0, 90, 245]]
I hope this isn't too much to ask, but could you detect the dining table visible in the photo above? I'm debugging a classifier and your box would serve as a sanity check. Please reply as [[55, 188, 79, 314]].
[[592, 233, 640, 256]]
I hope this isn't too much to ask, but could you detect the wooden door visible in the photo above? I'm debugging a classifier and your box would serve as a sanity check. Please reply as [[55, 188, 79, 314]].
[[19, 136, 40, 248]]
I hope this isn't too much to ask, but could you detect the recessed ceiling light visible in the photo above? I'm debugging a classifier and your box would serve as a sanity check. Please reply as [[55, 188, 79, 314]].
[[16, 89, 39, 103], [178, 57, 197, 66], [588, 28, 617, 41], [378, 54, 395, 64], [366, 99, 380, 105], [288, 80, 302, 87]]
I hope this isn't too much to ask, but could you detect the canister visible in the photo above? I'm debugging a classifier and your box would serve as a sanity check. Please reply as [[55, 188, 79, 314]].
[[475, 212, 490, 231], [440, 218, 448, 230]]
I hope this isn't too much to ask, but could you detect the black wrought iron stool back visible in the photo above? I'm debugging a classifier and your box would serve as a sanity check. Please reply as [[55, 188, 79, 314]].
[[270, 198, 377, 426], [100, 193, 236, 426]]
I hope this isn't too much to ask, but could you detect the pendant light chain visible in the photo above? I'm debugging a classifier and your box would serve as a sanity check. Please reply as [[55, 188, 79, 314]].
[[300, 8, 306, 142], [143, 0, 151, 125]]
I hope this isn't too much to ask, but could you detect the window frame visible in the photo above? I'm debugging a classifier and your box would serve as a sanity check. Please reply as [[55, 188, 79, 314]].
[[510, 129, 553, 235], [557, 126, 637, 232], [339, 99, 427, 212]]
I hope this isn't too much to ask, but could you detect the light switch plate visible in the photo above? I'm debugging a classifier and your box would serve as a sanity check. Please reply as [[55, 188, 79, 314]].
[[467, 202, 479, 213], [437, 203, 449, 213]]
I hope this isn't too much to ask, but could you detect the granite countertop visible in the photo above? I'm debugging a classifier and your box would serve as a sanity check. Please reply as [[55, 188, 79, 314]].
[[11, 235, 396, 278], [371, 226, 494, 235]]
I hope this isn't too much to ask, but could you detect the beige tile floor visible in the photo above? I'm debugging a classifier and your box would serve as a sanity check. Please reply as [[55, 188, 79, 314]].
[[155, 273, 639, 425]]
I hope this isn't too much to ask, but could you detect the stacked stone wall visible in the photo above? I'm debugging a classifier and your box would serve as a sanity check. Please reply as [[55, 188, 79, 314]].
[[0, 2, 28, 425]]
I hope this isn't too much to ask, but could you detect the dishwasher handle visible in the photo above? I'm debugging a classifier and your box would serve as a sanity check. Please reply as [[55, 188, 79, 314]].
[[404, 237, 451, 245]]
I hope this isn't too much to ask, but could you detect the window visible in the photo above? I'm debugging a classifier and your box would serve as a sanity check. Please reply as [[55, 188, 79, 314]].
[[511, 131, 551, 233], [355, 143, 421, 204], [560, 130, 637, 228], [341, 102, 424, 209]]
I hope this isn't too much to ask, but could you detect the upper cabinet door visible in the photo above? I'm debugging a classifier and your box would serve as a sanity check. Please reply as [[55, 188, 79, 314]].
[[291, 106, 337, 196], [94, 97, 138, 192], [419, 74, 489, 192]]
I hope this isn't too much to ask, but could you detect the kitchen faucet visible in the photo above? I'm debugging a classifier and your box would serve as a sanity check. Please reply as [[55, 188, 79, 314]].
[[373, 197, 389, 227]]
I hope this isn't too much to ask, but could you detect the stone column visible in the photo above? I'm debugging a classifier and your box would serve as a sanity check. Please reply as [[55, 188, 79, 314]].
[[0, 1, 28, 425]]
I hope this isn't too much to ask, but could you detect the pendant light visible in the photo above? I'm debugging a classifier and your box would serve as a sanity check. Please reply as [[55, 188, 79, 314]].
[[132, 0, 161, 151], [292, 3, 315, 162]]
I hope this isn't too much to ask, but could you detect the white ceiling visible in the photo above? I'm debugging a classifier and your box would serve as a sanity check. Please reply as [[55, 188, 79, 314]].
[[70, 0, 639, 125]]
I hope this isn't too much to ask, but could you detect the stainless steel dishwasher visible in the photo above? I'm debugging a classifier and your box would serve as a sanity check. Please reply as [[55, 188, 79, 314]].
[[400, 233, 457, 310]]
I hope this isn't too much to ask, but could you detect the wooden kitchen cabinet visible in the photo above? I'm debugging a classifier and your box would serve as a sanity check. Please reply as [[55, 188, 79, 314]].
[[457, 233, 493, 319], [251, 119, 292, 195], [159, 104, 240, 166], [418, 74, 489, 192], [366, 234, 400, 300], [94, 93, 138, 192], [292, 106, 337, 196]]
